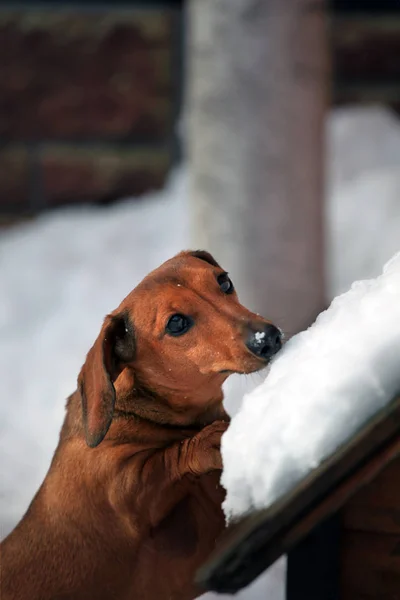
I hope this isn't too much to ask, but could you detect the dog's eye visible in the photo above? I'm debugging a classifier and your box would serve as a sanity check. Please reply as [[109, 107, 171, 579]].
[[218, 273, 234, 294], [165, 314, 192, 337]]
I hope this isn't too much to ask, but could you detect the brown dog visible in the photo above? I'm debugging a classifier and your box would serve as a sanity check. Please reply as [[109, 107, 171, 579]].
[[1, 250, 282, 600]]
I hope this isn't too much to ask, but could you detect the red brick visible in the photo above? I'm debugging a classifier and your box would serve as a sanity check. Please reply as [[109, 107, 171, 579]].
[[0, 10, 173, 139], [0, 145, 30, 210], [40, 144, 170, 206], [333, 17, 400, 80]]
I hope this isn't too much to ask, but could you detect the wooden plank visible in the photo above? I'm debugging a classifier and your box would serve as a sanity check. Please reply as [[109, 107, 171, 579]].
[[343, 458, 400, 534], [282, 435, 400, 546], [287, 514, 340, 600], [196, 394, 400, 594], [340, 531, 400, 599]]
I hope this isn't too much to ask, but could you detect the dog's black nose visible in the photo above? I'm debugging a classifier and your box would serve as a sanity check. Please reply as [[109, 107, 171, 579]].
[[246, 324, 282, 360]]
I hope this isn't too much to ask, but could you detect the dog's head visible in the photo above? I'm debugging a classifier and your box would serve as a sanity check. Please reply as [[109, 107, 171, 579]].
[[78, 250, 282, 447]]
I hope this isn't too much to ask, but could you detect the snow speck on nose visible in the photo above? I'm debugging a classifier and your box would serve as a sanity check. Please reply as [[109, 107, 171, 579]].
[[254, 331, 266, 344]]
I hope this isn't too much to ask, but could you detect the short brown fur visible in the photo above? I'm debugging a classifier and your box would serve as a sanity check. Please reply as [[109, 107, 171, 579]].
[[1, 250, 277, 600]]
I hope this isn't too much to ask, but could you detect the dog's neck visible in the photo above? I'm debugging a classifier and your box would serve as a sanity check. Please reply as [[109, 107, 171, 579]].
[[62, 370, 229, 449], [114, 370, 228, 430]]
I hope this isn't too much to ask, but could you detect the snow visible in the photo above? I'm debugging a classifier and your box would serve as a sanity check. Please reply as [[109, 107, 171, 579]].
[[254, 331, 266, 343], [1, 106, 400, 600], [222, 251, 400, 518]]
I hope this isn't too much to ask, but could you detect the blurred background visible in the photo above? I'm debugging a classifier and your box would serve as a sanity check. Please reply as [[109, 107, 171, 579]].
[[1, 0, 400, 598]]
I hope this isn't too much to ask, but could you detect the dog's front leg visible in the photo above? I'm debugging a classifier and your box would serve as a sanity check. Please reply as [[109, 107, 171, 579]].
[[138, 420, 229, 528]]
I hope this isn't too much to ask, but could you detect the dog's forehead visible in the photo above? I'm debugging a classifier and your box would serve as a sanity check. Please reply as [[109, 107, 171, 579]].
[[115, 252, 223, 313], [143, 254, 221, 287]]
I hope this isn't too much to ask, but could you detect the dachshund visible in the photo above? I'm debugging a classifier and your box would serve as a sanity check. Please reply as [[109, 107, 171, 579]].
[[1, 250, 282, 600]]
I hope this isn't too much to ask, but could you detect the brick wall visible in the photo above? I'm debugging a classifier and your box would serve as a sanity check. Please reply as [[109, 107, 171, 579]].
[[0, 6, 182, 217], [2, 3, 399, 221], [332, 14, 400, 113]]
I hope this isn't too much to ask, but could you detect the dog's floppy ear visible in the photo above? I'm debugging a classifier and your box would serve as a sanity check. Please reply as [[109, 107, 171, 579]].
[[188, 250, 221, 268], [78, 312, 135, 448]]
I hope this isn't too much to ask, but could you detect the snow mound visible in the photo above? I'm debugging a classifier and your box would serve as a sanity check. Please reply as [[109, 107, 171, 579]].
[[222, 251, 400, 519]]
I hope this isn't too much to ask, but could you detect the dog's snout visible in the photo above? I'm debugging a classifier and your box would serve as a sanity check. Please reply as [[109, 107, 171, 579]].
[[246, 324, 282, 360]]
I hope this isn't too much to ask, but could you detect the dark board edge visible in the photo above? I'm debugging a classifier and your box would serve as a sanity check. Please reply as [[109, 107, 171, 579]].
[[197, 392, 400, 594]]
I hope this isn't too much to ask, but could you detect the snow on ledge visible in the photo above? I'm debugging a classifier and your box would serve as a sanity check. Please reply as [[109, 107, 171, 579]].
[[221, 251, 400, 520]]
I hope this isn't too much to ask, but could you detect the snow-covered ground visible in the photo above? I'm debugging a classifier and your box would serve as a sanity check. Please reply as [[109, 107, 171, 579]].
[[1, 106, 400, 599]]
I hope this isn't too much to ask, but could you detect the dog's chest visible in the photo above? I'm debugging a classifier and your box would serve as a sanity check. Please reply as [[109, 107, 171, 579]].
[[131, 473, 225, 599], [151, 472, 225, 557]]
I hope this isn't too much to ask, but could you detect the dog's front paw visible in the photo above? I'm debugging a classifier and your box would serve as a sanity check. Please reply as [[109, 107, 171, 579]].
[[185, 420, 230, 476]]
